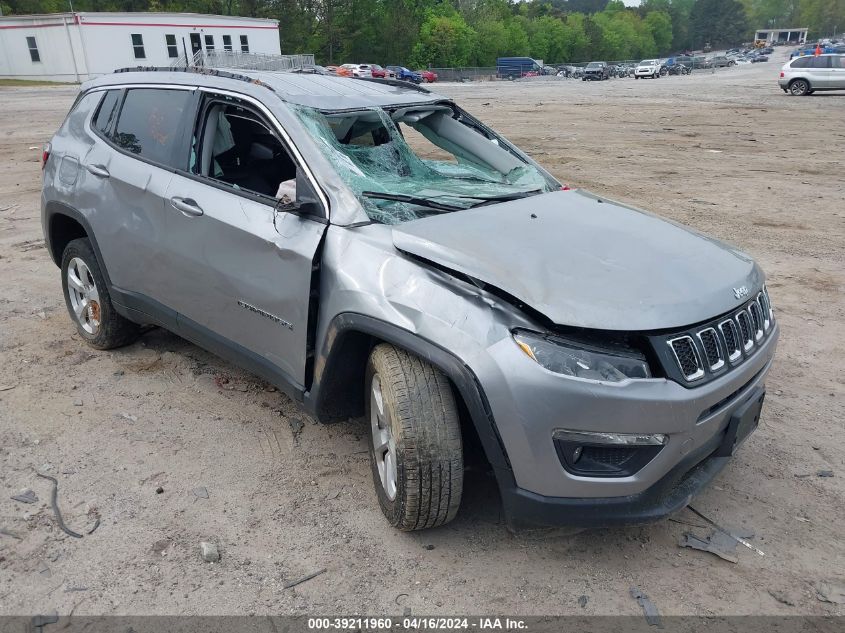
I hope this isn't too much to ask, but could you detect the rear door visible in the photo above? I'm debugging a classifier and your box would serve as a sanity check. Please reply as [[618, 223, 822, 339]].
[[831, 55, 845, 88], [808, 55, 833, 87], [79, 86, 195, 319], [158, 90, 327, 391]]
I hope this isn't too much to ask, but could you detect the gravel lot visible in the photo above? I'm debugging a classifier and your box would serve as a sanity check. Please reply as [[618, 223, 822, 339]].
[[1, 50, 843, 617]]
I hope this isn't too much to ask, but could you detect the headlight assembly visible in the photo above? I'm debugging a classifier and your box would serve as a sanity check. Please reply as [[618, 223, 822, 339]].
[[513, 330, 651, 382]]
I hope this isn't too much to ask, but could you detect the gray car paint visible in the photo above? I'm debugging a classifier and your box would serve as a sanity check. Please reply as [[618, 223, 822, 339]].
[[43, 70, 778, 510]]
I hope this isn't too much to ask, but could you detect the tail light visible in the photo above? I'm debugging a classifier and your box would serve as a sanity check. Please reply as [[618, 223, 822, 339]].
[[779, 71, 785, 78], [560, 185, 571, 191], [41, 142, 51, 170]]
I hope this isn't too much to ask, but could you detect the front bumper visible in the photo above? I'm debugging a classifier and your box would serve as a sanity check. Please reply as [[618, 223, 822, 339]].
[[635, 69, 657, 76], [474, 322, 778, 524]]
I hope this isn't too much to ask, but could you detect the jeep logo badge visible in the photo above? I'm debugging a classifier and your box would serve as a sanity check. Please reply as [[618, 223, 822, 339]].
[[733, 286, 749, 300]]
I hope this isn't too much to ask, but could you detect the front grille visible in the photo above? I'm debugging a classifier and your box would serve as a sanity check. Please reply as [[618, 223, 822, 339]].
[[658, 288, 775, 386], [669, 336, 704, 380]]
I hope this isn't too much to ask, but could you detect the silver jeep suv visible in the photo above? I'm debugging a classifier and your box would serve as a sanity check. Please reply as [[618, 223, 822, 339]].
[[42, 68, 779, 530]]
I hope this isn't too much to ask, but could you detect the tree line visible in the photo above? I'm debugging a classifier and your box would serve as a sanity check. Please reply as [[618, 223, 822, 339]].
[[2, 0, 843, 67]]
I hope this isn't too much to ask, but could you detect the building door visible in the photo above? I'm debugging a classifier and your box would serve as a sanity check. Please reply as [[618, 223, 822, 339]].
[[189, 33, 202, 63]]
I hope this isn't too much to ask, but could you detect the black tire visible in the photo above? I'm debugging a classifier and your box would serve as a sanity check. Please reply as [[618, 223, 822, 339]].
[[365, 344, 463, 531], [789, 79, 810, 96], [61, 238, 139, 350]]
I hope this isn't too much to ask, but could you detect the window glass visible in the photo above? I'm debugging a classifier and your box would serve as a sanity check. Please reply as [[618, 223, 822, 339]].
[[204, 35, 214, 52], [223, 35, 232, 51], [240, 35, 249, 52], [93, 90, 121, 134], [131, 33, 145, 59], [809, 56, 831, 68], [112, 89, 192, 166], [790, 56, 811, 68], [165, 34, 178, 58], [834, 56, 845, 68], [193, 97, 298, 200], [26, 36, 40, 62]]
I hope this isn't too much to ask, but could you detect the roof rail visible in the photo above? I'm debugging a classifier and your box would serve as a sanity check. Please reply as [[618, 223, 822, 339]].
[[112, 66, 276, 91], [356, 76, 431, 94]]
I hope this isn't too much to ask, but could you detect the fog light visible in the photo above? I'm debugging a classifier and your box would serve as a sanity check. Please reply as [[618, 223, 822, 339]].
[[552, 430, 667, 477]]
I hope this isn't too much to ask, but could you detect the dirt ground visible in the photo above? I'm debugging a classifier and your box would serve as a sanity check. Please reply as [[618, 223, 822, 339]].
[[1, 50, 843, 617]]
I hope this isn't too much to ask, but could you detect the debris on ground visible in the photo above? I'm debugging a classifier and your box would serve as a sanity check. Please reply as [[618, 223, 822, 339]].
[[816, 581, 845, 604], [679, 530, 749, 563], [38, 561, 51, 577], [155, 487, 164, 494], [629, 587, 662, 627], [686, 506, 764, 557], [11, 489, 38, 504], [0, 384, 16, 391], [36, 472, 83, 538], [117, 412, 138, 423], [768, 590, 796, 606], [816, 470, 834, 478], [289, 417, 305, 436], [192, 486, 209, 500], [73, 399, 83, 407], [200, 541, 220, 563], [578, 595, 589, 608], [0, 527, 22, 540], [284, 568, 327, 589]]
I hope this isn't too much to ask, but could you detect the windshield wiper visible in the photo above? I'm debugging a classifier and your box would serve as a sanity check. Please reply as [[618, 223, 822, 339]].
[[361, 191, 463, 213], [462, 189, 544, 207]]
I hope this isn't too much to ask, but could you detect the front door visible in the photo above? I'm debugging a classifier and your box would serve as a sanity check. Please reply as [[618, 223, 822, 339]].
[[189, 33, 202, 62], [159, 92, 327, 391]]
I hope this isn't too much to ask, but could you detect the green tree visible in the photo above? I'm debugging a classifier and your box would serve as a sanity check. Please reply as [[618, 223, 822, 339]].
[[689, 0, 749, 48], [410, 9, 479, 67], [645, 10, 673, 52]]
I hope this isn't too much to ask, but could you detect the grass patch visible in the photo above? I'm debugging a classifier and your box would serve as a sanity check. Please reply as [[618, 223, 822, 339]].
[[0, 79, 77, 87]]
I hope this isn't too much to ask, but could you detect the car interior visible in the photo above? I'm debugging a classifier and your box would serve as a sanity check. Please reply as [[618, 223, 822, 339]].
[[195, 100, 297, 198]]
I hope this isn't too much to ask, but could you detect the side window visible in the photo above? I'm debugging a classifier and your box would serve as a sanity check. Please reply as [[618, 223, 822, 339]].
[[111, 88, 192, 167], [835, 56, 845, 68], [192, 97, 298, 200], [810, 56, 831, 68], [165, 34, 178, 58], [223, 35, 232, 51], [26, 36, 40, 62], [790, 57, 811, 68], [131, 34, 145, 59], [204, 35, 214, 52], [92, 90, 121, 135], [240, 35, 249, 53]]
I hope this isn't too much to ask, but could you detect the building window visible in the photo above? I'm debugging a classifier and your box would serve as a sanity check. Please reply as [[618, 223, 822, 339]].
[[165, 34, 178, 58], [131, 34, 145, 59], [240, 35, 249, 53], [204, 34, 214, 52], [26, 36, 40, 62], [222, 35, 232, 51]]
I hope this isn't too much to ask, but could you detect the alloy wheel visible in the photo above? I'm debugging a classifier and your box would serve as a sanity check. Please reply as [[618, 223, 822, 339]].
[[370, 374, 398, 500], [66, 257, 101, 335]]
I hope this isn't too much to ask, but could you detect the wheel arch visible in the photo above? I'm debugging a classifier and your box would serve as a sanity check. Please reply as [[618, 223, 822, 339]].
[[788, 77, 812, 91], [44, 202, 113, 287], [304, 313, 512, 475]]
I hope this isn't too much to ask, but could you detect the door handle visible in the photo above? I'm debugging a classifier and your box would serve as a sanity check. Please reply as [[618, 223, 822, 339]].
[[170, 197, 204, 217], [86, 164, 110, 178]]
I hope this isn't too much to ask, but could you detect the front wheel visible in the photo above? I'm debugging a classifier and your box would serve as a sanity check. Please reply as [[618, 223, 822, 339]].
[[61, 238, 139, 349], [789, 79, 810, 96], [365, 344, 463, 531]]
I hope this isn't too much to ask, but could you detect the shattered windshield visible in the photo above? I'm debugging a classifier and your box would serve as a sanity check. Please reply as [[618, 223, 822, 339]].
[[294, 104, 556, 224]]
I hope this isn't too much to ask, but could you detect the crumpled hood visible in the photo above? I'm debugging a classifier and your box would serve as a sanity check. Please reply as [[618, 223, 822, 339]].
[[391, 190, 763, 331]]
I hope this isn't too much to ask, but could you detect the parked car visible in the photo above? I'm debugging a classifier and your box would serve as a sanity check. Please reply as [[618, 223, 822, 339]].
[[416, 69, 438, 83], [779, 54, 845, 95], [751, 54, 769, 63], [341, 64, 373, 78], [583, 61, 610, 80], [369, 64, 388, 79], [711, 55, 735, 68], [496, 56, 542, 79], [290, 65, 332, 76], [386, 66, 422, 83], [333, 65, 353, 77], [41, 68, 778, 531], [635, 59, 662, 79]]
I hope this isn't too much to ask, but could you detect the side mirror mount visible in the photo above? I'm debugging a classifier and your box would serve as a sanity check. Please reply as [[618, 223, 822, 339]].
[[274, 170, 324, 220]]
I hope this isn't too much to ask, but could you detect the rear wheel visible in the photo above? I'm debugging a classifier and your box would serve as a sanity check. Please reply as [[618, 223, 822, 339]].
[[61, 238, 139, 349], [789, 79, 810, 96], [365, 344, 463, 531]]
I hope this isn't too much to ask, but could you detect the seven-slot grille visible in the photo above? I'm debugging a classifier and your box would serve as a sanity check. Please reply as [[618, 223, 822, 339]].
[[665, 288, 774, 383]]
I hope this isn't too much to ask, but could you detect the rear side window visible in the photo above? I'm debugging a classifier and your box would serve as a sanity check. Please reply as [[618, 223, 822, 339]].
[[790, 57, 811, 68], [111, 88, 192, 166], [835, 56, 845, 68], [809, 56, 832, 68], [92, 90, 121, 134]]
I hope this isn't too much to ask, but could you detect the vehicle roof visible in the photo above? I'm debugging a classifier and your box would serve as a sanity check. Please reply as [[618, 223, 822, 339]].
[[86, 68, 445, 109]]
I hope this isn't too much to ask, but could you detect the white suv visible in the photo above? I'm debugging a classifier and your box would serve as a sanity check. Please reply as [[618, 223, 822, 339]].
[[635, 59, 662, 79], [779, 54, 845, 95]]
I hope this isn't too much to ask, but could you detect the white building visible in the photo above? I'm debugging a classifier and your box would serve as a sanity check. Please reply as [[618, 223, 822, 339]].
[[754, 28, 808, 44], [0, 12, 281, 82]]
